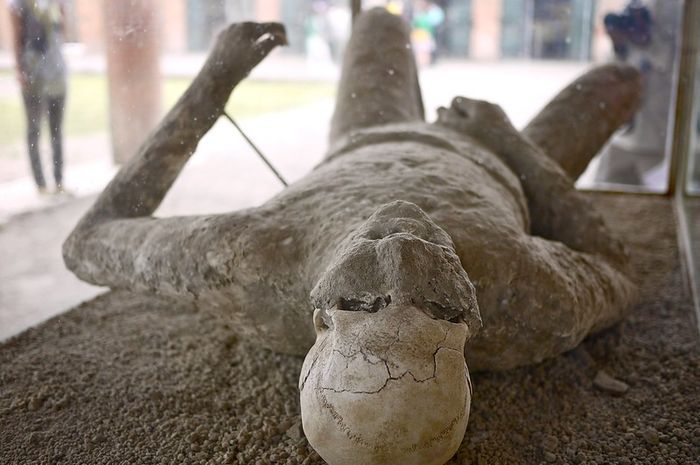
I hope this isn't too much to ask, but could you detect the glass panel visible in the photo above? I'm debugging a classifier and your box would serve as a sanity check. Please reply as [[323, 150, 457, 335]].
[[444, 0, 471, 56], [501, 0, 528, 57], [686, 41, 700, 195], [0, 0, 690, 338], [678, 0, 700, 336], [578, 0, 682, 192], [423, 0, 684, 192]]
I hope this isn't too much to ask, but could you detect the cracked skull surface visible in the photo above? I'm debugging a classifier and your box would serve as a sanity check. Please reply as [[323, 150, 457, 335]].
[[299, 304, 472, 465]]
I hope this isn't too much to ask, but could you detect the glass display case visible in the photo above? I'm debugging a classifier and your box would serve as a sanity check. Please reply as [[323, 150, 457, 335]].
[[0, 0, 698, 333], [677, 0, 700, 320], [1, 2, 700, 464]]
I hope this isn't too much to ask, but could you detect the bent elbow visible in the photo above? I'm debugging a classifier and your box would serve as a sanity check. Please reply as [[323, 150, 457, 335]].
[[62, 228, 83, 277], [62, 220, 102, 285]]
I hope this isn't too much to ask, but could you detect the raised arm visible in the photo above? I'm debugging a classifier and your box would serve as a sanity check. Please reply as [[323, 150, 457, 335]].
[[79, 22, 286, 222], [63, 22, 287, 296]]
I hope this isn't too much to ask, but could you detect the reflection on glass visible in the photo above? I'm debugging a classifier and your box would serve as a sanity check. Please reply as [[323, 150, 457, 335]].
[[0, 0, 687, 206], [0, 0, 693, 343], [687, 46, 700, 195], [588, 0, 682, 192], [7, 0, 67, 195]]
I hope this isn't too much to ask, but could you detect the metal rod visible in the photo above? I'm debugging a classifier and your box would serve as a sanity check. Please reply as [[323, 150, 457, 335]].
[[223, 111, 289, 187]]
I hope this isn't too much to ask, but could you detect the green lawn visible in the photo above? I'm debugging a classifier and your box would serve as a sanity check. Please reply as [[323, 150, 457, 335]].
[[0, 72, 334, 153]]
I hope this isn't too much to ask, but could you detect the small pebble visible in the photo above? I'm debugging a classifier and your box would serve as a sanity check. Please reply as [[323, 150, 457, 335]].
[[542, 434, 559, 451], [643, 429, 660, 446], [512, 433, 526, 446], [285, 423, 304, 441], [593, 370, 629, 395]]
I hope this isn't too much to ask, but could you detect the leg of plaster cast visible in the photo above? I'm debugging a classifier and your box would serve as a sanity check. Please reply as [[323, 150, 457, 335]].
[[63, 22, 287, 294], [468, 234, 635, 371], [329, 8, 424, 144], [521, 63, 641, 180]]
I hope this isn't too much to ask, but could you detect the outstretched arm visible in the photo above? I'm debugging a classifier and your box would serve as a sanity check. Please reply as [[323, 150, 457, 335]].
[[436, 96, 637, 370], [63, 22, 287, 296]]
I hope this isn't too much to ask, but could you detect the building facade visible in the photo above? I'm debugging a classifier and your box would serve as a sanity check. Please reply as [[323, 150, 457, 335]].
[[0, 0, 628, 60]]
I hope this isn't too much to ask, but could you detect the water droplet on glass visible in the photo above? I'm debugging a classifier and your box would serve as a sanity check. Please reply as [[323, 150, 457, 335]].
[[350, 92, 356, 99], [387, 68, 395, 76], [575, 84, 582, 90], [599, 102, 607, 109]]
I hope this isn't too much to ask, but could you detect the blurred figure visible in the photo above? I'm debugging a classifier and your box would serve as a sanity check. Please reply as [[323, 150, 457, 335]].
[[325, 0, 351, 63], [8, 0, 68, 194], [305, 0, 333, 63], [305, 0, 350, 65], [604, 0, 651, 60], [410, 0, 444, 67], [595, 0, 679, 188], [386, 0, 406, 16]]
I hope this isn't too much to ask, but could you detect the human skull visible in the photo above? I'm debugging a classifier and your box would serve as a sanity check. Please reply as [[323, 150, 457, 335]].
[[299, 304, 472, 465]]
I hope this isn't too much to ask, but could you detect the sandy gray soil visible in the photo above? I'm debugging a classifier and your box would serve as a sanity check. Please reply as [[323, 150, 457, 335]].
[[1, 193, 698, 464]]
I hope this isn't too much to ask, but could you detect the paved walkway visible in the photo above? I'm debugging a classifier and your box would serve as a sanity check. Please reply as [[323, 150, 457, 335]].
[[0, 57, 592, 340]]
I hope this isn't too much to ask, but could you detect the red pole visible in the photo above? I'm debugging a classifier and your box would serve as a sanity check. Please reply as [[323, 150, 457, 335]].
[[103, 0, 162, 164]]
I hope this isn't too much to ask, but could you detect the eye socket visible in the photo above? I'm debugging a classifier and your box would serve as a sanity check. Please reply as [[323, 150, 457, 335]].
[[337, 295, 391, 312]]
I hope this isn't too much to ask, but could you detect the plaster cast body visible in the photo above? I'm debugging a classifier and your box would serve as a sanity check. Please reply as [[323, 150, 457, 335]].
[[63, 9, 641, 465]]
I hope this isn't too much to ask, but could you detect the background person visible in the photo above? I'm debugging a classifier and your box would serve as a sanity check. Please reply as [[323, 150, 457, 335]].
[[410, 0, 444, 67], [8, 0, 68, 194], [595, 0, 679, 188]]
